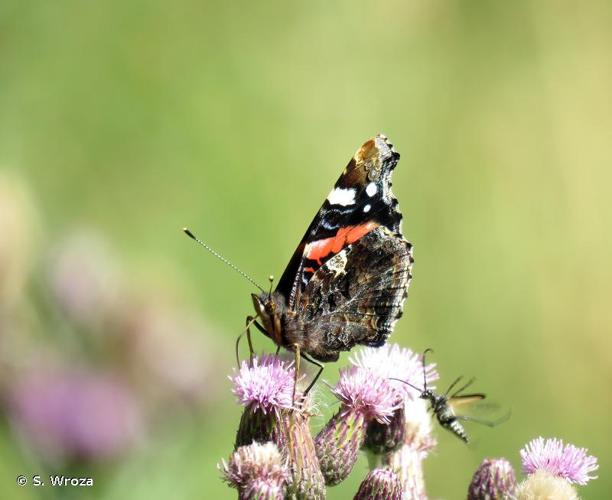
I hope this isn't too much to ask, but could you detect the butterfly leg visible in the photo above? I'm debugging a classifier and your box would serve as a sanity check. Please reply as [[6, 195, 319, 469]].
[[244, 316, 258, 367], [292, 343, 301, 406], [301, 353, 324, 395]]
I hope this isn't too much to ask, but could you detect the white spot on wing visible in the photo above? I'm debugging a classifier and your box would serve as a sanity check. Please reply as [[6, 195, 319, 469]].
[[327, 252, 348, 277], [327, 187, 356, 206], [366, 182, 377, 197], [363, 204, 371, 213]]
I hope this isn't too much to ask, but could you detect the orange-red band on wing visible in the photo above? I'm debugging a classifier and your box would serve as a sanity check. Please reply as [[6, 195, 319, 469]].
[[305, 222, 379, 264]]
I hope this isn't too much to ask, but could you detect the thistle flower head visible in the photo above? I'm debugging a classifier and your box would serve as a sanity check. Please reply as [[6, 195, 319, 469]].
[[520, 437, 598, 485], [350, 344, 438, 401], [333, 366, 401, 423], [221, 442, 289, 498], [355, 467, 403, 500], [468, 458, 517, 500], [231, 355, 295, 414]]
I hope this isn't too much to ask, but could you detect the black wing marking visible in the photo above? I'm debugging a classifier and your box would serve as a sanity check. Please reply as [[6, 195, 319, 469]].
[[275, 135, 403, 310]]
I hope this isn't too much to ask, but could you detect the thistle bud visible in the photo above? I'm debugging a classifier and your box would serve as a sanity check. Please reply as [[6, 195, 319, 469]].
[[354, 467, 403, 500], [221, 442, 289, 500], [468, 458, 517, 500], [363, 405, 405, 455]]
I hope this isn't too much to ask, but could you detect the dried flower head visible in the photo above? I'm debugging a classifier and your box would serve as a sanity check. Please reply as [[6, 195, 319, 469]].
[[516, 470, 578, 500], [468, 458, 517, 500], [520, 437, 598, 485], [221, 441, 289, 500], [231, 355, 295, 414]]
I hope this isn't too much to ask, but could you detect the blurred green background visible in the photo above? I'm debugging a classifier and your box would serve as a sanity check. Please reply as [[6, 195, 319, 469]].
[[1, 0, 610, 498]]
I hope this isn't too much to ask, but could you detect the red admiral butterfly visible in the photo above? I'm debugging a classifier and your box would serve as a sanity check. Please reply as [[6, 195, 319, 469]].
[[186, 134, 413, 392]]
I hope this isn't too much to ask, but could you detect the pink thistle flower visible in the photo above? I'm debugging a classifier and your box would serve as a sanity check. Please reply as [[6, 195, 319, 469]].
[[520, 437, 599, 485], [332, 366, 401, 424], [350, 344, 438, 401], [9, 366, 142, 462], [231, 355, 295, 414]]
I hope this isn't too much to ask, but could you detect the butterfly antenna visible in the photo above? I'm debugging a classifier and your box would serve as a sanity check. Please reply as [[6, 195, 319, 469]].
[[267, 275, 274, 299], [422, 348, 433, 392], [183, 228, 266, 293]]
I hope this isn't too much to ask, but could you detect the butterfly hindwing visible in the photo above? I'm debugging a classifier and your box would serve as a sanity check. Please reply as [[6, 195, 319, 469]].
[[288, 226, 413, 361]]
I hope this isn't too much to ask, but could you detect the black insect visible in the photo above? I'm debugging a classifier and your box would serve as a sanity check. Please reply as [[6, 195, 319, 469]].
[[394, 349, 509, 443]]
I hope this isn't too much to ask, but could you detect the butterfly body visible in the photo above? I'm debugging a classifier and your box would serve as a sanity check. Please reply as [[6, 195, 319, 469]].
[[252, 135, 413, 363]]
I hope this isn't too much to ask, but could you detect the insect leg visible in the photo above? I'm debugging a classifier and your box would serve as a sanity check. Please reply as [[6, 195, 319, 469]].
[[245, 316, 258, 366], [301, 353, 324, 395], [236, 315, 260, 367], [449, 377, 476, 398], [444, 375, 464, 396], [292, 343, 301, 406]]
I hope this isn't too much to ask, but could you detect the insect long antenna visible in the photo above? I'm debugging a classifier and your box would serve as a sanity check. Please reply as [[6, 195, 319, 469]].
[[422, 348, 433, 392], [389, 377, 423, 394], [183, 228, 266, 293]]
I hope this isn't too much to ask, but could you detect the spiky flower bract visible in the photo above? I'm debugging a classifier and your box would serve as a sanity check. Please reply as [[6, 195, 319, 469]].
[[364, 405, 406, 455], [281, 396, 325, 500], [315, 366, 401, 485], [468, 458, 517, 500], [221, 441, 289, 500], [354, 467, 403, 500], [520, 437, 598, 485]]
